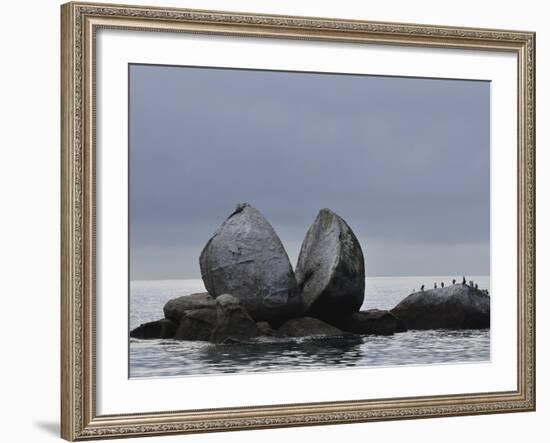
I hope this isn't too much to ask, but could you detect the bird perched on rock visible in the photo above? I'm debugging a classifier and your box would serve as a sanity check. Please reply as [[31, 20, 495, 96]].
[[452, 279, 456, 284], [420, 284, 425, 291], [462, 276, 466, 285], [434, 282, 437, 289], [475, 283, 479, 289], [441, 282, 444, 288]]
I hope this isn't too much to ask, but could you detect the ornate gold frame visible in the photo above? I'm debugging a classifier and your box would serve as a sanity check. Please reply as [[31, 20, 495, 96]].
[[61, 2, 536, 440]]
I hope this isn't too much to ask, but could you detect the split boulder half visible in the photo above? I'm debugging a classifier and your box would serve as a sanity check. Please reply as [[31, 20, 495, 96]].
[[295, 209, 365, 321], [200, 203, 302, 323]]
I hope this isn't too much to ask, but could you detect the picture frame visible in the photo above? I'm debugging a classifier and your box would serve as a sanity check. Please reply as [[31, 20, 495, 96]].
[[61, 1, 536, 440]]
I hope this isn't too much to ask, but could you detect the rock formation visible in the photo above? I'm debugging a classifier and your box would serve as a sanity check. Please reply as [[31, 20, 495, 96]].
[[163, 292, 215, 322], [130, 319, 177, 339], [295, 209, 365, 320], [256, 321, 284, 338], [174, 308, 217, 341], [278, 317, 345, 338], [199, 203, 302, 323], [330, 309, 406, 335], [129, 205, 492, 347], [391, 284, 490, 330], [210, 294, 259, 343]]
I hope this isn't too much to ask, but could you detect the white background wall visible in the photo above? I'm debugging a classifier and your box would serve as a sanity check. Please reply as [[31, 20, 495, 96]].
[[0, 0, 547, 442]]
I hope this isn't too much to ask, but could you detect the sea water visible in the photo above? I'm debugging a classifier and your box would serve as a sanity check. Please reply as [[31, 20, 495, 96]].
[[129, 276, 490, 378]]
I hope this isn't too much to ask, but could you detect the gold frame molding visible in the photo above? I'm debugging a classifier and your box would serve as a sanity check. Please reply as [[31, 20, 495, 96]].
[[61, 2, 536, 440]]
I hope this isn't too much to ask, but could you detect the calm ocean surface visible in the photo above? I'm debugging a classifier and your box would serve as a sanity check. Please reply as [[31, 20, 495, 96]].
[[130, 276, 490, 378]]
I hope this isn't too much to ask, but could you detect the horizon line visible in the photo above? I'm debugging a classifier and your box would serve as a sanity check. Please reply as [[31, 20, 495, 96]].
[[130, 274, 490, 282]]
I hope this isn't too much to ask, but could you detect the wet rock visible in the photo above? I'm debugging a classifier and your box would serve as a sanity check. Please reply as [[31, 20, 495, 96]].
[[163, 292, 216, 322], [130, 319, 177, 339], [174, 308, 217, 341], [256, 321, 285, 338], [391, 284, 490, 330], [331, 310, 406, 335], [278, 317, 345, 338], [295, 209, 365, 320], [200, 203, 302, 323], [210, 294, 259, 343]]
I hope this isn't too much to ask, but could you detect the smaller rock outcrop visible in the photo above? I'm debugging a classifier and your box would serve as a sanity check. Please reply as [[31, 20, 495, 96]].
[[130, 319, 177, 339], [278, 317, 345, 338], [391, 284, 490, 330], [163, 292, 216, 322], [210, 294, 259, 343], [331, 310, 406, 335], [174, 308, 217, 341], [256, 321, 284, 338]]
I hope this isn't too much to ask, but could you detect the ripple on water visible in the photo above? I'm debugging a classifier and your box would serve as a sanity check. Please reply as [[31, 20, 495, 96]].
[[129, 329, 490, 378]]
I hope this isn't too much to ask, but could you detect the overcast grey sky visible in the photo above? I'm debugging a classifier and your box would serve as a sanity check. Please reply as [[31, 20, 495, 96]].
[[129, 64, 490, 280]]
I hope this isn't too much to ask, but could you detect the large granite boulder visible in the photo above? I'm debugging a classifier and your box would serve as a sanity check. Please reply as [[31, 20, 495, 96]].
[[210, 294, 259, 344], [331, 310, 406, 335], [130, 319, 177, 339], [163, 292, 216, 322], [174, 308, 217, 341], [278, 317, 345, 338], [391, 284, 490, 330], [295, 209, 365, 320], [200, 203, 302, 323]]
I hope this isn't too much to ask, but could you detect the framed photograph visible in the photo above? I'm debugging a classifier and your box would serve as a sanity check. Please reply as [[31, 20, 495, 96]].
[[61, 1, 536, 440]]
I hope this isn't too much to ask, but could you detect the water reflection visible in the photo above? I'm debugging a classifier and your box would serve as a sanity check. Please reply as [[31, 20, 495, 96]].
[[130, 329, 490, 378], [200, 335, 364, 369]]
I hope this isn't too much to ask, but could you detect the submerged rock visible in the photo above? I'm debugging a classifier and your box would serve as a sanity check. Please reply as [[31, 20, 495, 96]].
[[163, 292, 216, 322], [391, 284, 490, 330], [174, 308, 217, 341], [295, 209, 365, 320], [210, 294, 259, 343], [130, 319, 177, 339], [331, 310, 406, 335], [200, 203, 302, 323], [278, 317, 345, 338]]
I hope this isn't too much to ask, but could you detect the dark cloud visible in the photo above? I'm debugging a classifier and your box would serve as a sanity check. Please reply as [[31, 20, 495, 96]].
[[129, 64, 489, 279]]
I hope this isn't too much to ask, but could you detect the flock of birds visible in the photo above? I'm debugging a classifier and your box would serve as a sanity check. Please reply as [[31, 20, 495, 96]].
[[414, 276, 483, 293]]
